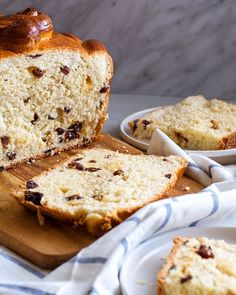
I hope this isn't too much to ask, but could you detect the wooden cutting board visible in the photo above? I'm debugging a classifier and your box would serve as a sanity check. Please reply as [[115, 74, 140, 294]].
[[0, 134, 203, 269]]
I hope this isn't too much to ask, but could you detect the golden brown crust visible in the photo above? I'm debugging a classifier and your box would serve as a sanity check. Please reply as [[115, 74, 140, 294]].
[[157, 237, 187, 295], [11, 156, 187, 237], [0, 7, 110, 57], [94, 88, 110, 135], [0, 7, 53, 53], [219, 131, 236, 150]]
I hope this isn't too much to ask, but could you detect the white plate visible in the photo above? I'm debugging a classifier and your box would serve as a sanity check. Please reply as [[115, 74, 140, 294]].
[[120, 108, 236, 165], [120, 226, 236, 295]]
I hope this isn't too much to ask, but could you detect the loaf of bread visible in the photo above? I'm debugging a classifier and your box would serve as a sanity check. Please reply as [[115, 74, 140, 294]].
[[0, 8, 113, 170], [157, 236, 236, 295], [129, 96, 236, 150], [12, 148, 187, 236]]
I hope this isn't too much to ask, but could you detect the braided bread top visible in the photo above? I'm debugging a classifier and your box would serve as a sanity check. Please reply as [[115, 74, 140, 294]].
[[0, 7, 109, 58], [0, 7, 53, 52]]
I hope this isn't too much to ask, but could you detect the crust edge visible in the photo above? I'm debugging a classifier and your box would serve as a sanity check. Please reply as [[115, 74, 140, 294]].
[[11, 158, 187, 237], [219, 131, 236, 149], [157, 237, 187, 295]]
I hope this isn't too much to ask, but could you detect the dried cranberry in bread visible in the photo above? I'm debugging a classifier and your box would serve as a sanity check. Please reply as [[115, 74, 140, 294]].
[[0, 8, 113, 169]]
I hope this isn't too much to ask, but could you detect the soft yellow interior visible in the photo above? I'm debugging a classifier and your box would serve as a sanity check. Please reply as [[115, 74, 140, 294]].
[[0, 50, 111, 167], [164, 237, 236, 295]]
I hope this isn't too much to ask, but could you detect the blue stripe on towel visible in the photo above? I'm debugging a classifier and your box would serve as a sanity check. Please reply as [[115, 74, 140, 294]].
[[171, 198, 178, 202], [126, 216, 141, 224], [0, 284, 54, 295], [190, 221, 200, 227], [208, 163, 221, 171], [141, 204, 173, 245], [208, 164, 233, 177], [75, 257, 107, 264], [154, 204, 172, 233], [89, 286, 100, 295], [189, 189, 219, 227], [188, 162, 212, 178], [206, 189, 220, 215], [0, 252, 45, 279], [121, 238, 128, 255]]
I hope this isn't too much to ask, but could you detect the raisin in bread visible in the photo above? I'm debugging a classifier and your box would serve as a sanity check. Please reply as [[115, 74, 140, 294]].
[[157, 237, 236, 295], [12, 148, 187, 236], [129, 96, 236, 150], [0, 7, 113, 169]]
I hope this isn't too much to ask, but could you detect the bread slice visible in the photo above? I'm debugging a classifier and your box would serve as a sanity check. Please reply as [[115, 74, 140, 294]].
[[157, 237, 236, 295], [12, 148, 187, 236], [129, 96, 236, 150], [0, 8, 113, 169]]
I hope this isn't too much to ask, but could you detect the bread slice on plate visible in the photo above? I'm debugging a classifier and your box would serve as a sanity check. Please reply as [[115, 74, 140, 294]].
[[129, 96, 236, 150], [157, 236, 236, 295], [12, 148, 187, 236], [0, 8, 113, 169]]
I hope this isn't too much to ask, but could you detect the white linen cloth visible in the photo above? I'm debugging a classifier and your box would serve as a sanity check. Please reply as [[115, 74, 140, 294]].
[[0, 129, 236, 295]]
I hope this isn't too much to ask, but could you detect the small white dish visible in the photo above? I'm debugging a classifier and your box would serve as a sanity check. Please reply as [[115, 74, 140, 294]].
[[120, 226, 236, 295], [120, 108, 236, 165]]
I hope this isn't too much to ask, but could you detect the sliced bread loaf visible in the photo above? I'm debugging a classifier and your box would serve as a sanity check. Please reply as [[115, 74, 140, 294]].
[[12, 148, 187, 236], [157, 236, 236, 295], [129, 96, 236, 150], [0, 8, 113, 169]]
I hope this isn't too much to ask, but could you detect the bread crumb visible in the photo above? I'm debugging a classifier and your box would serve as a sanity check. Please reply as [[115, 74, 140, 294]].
[[137, 280, 146, 285]]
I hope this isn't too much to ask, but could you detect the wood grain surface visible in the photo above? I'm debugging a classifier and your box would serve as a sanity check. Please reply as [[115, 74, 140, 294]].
[[0, 134, 203, 269]]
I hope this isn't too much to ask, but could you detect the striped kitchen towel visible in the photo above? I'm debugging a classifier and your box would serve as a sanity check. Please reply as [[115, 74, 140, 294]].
[[0, 129, 235, 295], [148, 129, 235, 186]]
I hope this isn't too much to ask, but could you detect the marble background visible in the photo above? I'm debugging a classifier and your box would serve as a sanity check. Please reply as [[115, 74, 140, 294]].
[[1, 0, 236, 100]]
